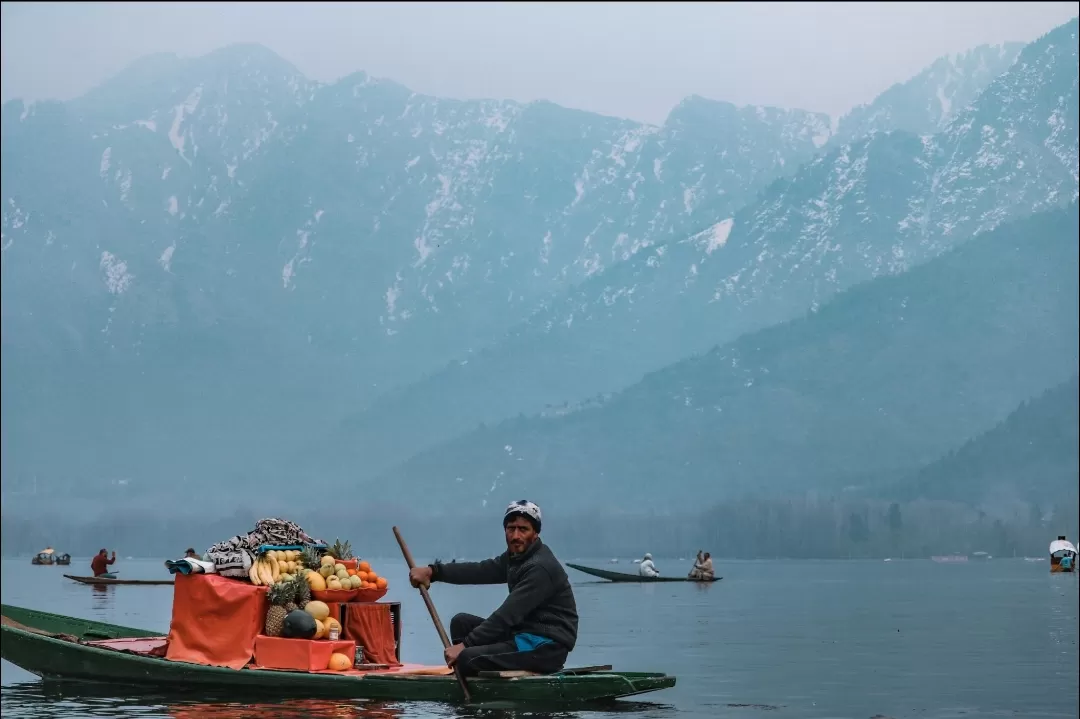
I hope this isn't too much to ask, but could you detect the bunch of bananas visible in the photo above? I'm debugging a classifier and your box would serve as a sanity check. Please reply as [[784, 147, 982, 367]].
[[248, 550, 305, 586]]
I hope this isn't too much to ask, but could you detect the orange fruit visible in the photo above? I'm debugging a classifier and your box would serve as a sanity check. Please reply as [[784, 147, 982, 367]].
[[358, 561, 371, 573], [327, 652, 351, 671], [375, 577, 388, 590], [347, 569, 357, 577]]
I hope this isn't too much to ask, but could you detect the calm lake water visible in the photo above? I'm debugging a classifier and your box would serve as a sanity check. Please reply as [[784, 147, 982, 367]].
[[2, 556, 1077, 719]]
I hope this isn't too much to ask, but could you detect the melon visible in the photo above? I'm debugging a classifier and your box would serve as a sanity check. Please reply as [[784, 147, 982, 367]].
[[305, 571, 327, 592], [327, 652, 352, 671], [305, 600, 331, 622], [324, 617, 342, 635]]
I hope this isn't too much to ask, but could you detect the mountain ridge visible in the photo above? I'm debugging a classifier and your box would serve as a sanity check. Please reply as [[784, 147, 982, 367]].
[[307, 19, 1079, 482], [3, 21, 1076, 507], [0, 37, 834, 495], [359, 202, 1078, 514]]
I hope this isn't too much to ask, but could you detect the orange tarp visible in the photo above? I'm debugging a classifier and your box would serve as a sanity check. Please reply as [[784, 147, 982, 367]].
[[165, 573, 268, 670], [253, 635, 355, 672], [342, 603, 401, 666]]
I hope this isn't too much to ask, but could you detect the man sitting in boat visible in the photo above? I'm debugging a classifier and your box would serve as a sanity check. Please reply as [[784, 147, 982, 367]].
[[408, 500, 578, 677], [638, 553, 660, 577], [688, 552, 714, 580], [91, 549, 117, 578]]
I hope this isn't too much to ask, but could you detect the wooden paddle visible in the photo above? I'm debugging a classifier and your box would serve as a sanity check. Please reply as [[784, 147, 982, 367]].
[[392, 526, 472, 703]]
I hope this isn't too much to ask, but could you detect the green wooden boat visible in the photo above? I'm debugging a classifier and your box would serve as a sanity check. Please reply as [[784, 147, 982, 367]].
[[0, 604, 675, 705], [567, 563, 722, 583]]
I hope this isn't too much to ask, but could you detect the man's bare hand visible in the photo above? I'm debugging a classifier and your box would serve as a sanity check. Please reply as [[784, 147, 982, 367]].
[[409, 565, 433, 589], [444, 642, 465, 667]]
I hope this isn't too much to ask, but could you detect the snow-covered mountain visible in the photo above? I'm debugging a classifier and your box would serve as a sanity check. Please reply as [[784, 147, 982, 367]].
[[2, 19, 1075, 510], [310, 19, 1079, 484], [0, 43, 831, 498], [366, 203, 1079, 512], [831, 42, 1024, 146]]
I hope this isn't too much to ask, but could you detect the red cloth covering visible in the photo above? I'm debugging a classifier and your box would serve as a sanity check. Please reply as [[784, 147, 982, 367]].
[[253, 636, 355, 672], [342, 603, 401, 666], [165, 573, 268, 670]]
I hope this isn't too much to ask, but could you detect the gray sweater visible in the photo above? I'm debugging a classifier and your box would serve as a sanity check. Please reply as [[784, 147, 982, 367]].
[[430, 539, 578, 651]]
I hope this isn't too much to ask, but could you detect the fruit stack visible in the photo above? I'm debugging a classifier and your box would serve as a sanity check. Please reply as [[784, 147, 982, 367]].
[[247, 539, 388, 603], [315, 554, 364, 593]]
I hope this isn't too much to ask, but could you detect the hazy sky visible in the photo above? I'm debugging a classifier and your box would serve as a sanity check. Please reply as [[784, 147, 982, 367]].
[[2, 2, 1077, 125]]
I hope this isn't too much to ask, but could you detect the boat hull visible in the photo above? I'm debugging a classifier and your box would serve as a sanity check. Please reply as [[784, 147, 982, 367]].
[[64, 575, 174, 586], [1, 605, 674, 704], [567, 563, 721, 583]]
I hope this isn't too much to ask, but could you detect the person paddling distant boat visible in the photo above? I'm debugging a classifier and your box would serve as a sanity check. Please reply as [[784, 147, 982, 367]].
[[91, 549, 117, 578], [638, 553, 660, 577], [408, 500, 579, 677], [689, 552, 714, 581]]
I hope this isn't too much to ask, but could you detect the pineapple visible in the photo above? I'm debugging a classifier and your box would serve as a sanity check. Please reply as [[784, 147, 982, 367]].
[[292, 573, 312, 609], [300, 545, 322, 570], [264, 581, 292, 637], [326, 538, 353, 561]]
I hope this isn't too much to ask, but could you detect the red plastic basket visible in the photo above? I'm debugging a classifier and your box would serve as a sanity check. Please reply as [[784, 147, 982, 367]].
[[354, 586, 388, 603], [311, 588, 359, 603]]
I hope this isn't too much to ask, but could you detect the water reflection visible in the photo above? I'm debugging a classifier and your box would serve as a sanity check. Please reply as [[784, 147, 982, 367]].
[[1, 683, 677, 719], [167, 698, 407, 719], [90, 584, 113, 618]]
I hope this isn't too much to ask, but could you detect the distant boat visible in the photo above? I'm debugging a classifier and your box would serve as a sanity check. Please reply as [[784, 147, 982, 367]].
[[568, 563, 721, 584], [31, 548, 70, 566], [931, 554, 968, 563], [64, 574, 174, 587], [971, 551, 993, 561], [1049, 536, 1077, 573]]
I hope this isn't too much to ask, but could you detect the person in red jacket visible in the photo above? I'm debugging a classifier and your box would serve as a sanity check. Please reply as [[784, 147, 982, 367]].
[[91, 549, 117, 577]]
